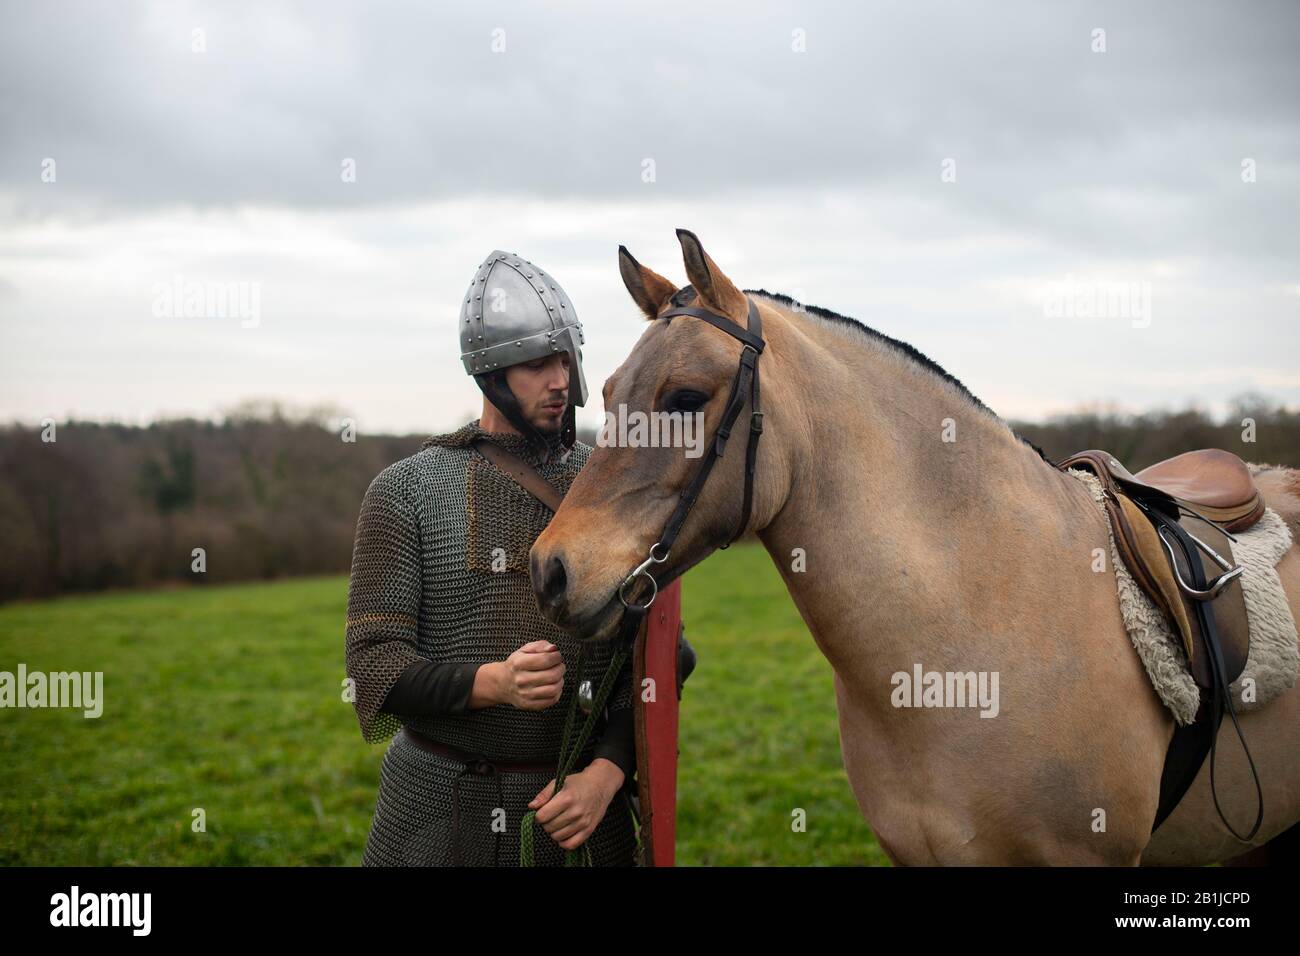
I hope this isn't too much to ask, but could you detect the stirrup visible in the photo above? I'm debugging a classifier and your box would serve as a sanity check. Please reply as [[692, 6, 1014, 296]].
[[1155, 525, 1244, 601]]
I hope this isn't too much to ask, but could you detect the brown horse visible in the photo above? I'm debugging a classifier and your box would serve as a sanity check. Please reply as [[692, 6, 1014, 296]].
[[530, 229, 1300, 865]]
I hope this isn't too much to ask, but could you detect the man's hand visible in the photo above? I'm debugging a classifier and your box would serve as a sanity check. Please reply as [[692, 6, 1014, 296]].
[[528, 759, 625, 851], [470, 640, 565, 710]]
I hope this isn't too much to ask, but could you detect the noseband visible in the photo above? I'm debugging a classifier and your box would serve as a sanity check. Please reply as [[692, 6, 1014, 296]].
[[618, 287, 766, 610]]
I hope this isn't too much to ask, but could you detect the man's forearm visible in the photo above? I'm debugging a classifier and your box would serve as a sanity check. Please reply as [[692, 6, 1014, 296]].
[[467, 661, 504, 709], [585, 757, 626, 799], [591, 706, 636, 782], [382, 659, 486, 716]]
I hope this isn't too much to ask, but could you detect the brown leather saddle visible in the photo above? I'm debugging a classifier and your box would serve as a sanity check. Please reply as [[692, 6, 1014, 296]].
[[1056, 448, 1264, 838], [1059, 448, 1259, 688]]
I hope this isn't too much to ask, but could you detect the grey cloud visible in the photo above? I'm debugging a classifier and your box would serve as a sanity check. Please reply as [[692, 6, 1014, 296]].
[[1, 0, 1297, 430], [4, 2, 1297, 214]]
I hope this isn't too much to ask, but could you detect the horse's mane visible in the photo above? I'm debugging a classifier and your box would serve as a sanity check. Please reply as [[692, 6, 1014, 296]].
[[746, 289, 1050, 463]]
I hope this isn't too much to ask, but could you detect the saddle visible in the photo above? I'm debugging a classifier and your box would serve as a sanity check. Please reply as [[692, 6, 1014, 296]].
[[1059, 449, 1258, 688], [1056, 448, 1264, 837]]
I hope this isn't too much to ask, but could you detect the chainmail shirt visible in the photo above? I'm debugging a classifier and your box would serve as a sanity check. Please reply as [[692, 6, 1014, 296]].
[[345, 419, 636, 866]]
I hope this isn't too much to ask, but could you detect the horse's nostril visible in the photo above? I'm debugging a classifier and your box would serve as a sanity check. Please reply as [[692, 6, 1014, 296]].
[[540, 553, 568, 612]]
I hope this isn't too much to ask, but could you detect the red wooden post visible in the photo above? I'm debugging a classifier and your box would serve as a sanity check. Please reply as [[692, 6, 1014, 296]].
[[634, 578, 682, 866]]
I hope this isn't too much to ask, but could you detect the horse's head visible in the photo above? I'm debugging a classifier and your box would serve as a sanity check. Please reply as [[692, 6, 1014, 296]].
[[530, 229, 792, 639]]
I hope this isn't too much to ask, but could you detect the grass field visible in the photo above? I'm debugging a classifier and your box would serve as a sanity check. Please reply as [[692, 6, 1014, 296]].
[[0, 542, 885, 866]]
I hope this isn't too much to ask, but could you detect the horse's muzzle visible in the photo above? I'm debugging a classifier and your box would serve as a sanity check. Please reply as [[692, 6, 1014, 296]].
[[530, 549, 569, 624]]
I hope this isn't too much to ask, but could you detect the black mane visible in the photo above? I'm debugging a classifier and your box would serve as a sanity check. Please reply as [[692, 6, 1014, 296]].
[[746, 288, 1050, 463]]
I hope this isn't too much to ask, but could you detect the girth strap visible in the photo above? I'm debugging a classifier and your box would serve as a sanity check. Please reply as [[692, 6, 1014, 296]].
[[1148, 510, 1263, 839]]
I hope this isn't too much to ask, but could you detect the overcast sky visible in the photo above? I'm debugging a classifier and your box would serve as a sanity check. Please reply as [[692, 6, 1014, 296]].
[[1, 0, 1297, 435]]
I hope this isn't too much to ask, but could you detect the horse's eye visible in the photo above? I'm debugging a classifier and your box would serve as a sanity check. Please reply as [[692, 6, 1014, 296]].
[[664, 390, 708, 413]]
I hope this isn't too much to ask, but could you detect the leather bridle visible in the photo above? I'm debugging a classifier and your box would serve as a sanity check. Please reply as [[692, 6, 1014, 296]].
[[533, 289, 761, 861], [618, 287, 766, 611]]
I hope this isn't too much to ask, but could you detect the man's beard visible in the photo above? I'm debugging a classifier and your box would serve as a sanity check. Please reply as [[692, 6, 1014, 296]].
[[529, 398, 568, 434], [531, 414, 563, 434]]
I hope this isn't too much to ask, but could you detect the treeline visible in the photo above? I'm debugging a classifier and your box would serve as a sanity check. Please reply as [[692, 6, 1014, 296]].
[[1011, 398, 1300, 472], [0, 402, 1296, 601], [0, 411, 424, 601]]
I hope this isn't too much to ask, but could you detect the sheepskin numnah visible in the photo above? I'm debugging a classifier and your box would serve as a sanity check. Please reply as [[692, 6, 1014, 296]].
[[1069, 468, 1299, 725]]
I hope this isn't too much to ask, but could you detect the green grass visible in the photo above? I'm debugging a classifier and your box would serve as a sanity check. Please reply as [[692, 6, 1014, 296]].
[[0, 544, 885, 866]]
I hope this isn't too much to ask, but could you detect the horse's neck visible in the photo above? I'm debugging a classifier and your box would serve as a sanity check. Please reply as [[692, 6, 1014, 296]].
[[756, 310, 1094, 694]]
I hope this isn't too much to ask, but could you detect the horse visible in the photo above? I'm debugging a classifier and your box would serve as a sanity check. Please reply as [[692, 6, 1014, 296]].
[[529, 229, 1300, 865]]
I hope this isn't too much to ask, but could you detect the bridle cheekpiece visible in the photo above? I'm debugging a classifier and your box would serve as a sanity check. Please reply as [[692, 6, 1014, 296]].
[[618, 287, 766, 611]]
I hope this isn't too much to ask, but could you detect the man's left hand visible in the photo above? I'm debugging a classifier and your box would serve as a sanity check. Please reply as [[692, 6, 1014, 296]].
[[528, 759, 624, 851]]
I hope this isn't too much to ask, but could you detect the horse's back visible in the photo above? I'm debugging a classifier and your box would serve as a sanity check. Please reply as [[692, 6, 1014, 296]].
[[1253, 464, 1300, 542]]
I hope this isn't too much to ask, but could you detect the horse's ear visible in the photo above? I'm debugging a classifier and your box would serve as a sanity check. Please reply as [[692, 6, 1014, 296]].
[[676, 229, 746, 320], [618, 245, 679, 320]]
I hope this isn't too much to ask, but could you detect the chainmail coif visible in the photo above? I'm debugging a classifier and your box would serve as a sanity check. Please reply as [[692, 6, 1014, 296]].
[[345, 419, 636, 866]]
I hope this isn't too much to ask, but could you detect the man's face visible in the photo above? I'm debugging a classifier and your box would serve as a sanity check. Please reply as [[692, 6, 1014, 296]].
[[504, 352, 571, 432]]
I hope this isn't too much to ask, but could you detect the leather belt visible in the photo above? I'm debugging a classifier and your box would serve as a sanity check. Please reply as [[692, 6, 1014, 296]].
[[402, 728, 560, 866], [401, 728, 557, 774]]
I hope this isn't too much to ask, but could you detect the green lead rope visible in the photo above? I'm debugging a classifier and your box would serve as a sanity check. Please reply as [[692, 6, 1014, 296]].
[[519, 609, 642, 866]]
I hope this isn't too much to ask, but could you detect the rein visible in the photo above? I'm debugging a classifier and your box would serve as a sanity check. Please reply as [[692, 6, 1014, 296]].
[[522, 288, 765, 865], [519, 604, 644, 866], [618, 289, 766, 611]]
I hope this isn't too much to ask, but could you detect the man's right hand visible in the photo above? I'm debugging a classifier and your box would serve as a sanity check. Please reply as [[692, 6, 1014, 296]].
[[470, 641, 565, 710]]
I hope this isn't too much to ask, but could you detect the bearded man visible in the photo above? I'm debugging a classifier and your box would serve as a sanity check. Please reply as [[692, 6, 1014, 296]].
[[345, 250, 637, 866]]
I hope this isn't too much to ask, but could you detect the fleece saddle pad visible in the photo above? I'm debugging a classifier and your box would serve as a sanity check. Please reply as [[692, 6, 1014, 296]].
[[1069, 468, 1299, 725]]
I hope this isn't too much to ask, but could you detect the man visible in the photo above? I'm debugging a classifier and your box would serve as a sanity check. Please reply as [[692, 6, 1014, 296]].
[[345, 250, 637, 866]]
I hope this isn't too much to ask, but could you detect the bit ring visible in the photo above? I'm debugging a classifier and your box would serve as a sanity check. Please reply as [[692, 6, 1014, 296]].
[[618, 543, 670, 610]]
